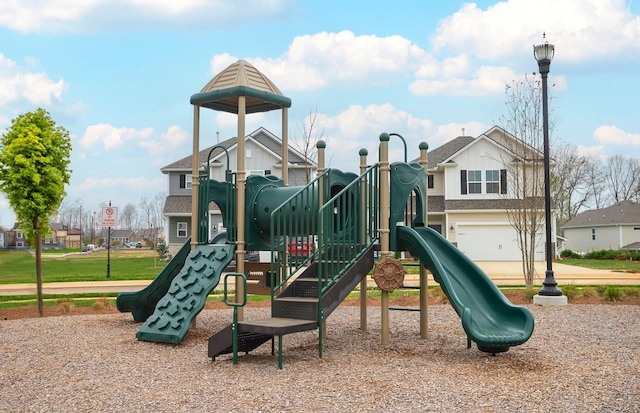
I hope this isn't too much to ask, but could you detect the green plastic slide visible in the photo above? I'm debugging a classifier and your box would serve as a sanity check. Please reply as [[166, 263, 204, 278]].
[[135, 243, 236, 345], [396, 226, 534, 354], [116, 238, 192, 322]]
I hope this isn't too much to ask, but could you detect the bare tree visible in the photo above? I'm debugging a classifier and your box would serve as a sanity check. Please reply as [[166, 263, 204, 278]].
[[498, 76, 551, 289], [152, 192, 166, 228], [139, 197, 153, 229], [120, 203, 138, 230], [293, 105, 323, 183], [583, 158, 607, 209], [551, 144, 596, 231], [603, 155, 640, 203]]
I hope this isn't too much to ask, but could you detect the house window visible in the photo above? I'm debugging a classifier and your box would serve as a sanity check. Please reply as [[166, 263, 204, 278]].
[[486, 170, 500, 193], [179, 174, 193, 189], [248, 170, 264, 176], [427, 174, 434, 189], [177, 222, 188, 238], [591, 228, 596, 241], [17, 231, 23, 239], [634, 227, 640, 231], [468, 170, 482, 194]]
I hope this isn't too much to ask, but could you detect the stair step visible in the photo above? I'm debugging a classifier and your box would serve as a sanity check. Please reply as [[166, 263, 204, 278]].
[[275, 296, 318, 303], [239, 318, 317, 335]]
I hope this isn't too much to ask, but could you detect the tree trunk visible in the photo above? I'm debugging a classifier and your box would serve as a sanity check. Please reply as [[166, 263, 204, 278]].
[[34, 218, 44, 316]]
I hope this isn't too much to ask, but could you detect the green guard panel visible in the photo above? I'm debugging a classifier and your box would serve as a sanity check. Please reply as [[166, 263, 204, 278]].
[[396, 226, 534, 353], [136, 244, 236, 344], [116, 238, 192, 322]]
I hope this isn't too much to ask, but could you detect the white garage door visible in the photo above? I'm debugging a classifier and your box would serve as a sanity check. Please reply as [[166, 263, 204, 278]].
[[457, 224, 523, 261]]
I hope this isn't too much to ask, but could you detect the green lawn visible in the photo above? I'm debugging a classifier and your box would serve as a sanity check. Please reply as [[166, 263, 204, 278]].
[[558, 258, 640, 273], [0, 249, 166, 284]]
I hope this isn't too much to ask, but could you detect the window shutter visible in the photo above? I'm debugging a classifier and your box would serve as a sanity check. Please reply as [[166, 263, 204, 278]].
[[460, 170, 467, 194], [427, 174, 434, 189], [500, 169, 507, 194], [179, 174, 186, 189]]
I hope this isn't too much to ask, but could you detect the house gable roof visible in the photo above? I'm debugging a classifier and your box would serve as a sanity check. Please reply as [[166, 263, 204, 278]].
[[562, 200, 640, 228], [420, 126, 544, 170]]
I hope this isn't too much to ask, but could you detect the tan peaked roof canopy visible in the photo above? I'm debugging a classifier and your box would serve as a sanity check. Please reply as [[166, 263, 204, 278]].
[[190, 59, 291, 114]]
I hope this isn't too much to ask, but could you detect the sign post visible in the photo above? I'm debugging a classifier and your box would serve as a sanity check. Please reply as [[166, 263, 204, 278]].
[[101, 203, 118, 278]]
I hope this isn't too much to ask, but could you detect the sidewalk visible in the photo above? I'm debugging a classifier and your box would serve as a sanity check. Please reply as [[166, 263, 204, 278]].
[[0, 262, 638, 296]]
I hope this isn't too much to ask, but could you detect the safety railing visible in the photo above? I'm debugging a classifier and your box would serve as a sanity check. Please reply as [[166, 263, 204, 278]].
[[268, 170, 332, 303], [197, 145, 236, 244], [316, 164, 379, 297]]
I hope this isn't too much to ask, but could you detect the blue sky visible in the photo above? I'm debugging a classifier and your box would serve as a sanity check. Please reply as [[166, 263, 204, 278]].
[[1, 0, 639, 228]]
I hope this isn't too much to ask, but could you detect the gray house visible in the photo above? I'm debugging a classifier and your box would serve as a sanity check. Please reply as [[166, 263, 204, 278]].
[[562, 200, 640, 253], [161, 127, 316, 255]]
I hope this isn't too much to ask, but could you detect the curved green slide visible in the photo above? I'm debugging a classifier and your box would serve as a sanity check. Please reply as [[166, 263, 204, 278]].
[[397, 226, 534, 354], [117, 238, 193, 322], [135, 242, 236, 345]]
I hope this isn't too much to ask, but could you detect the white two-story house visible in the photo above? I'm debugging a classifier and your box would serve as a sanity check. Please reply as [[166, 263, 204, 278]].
[[423, 126, 551, 261], [161, 127, 316, 255]]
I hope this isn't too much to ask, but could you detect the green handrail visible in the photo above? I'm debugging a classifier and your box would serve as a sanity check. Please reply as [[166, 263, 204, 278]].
[[268, 170, 332, 311], [197, 144, 236, 244], [224, 273, 247, 365]]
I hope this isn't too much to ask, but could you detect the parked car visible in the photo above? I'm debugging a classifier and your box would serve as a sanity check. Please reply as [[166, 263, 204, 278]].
[[287, 236, 315, 257]]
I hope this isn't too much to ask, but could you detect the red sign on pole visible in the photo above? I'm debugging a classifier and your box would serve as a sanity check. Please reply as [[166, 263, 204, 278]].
[[101, 206, 118, 228]]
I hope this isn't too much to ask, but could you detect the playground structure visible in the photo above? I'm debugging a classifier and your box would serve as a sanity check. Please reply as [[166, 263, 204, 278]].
[[116, 60, 534, 368]]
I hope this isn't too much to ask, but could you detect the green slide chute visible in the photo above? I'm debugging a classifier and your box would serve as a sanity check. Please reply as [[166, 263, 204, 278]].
[[397, 226, 534, 354]]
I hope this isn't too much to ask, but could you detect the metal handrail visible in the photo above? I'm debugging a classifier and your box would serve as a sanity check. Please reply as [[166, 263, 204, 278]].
[[268, 170, 332, 310]]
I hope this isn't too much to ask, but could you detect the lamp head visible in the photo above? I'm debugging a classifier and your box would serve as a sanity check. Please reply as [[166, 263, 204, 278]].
[[534, 41, 555, 63]]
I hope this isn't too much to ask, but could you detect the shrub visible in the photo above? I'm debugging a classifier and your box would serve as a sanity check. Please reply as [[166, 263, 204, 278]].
[[622, 287, 640, 297], [595, 285, 607, 296], [56, 297, 74, 313], [430, 287, 449, 304], [584, 249, 636, 260], [560, 249, 582, 259], [582, 286, 597, 297], [93, 298, 113, 310], [523, 288, 536, 302], [562, 284, 578, 301], [603, 286, 622, 301]]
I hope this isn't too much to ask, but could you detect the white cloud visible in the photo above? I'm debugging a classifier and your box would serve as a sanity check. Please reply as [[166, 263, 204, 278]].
[[0, 53, 67, 106], [77, 176, 164, 192], [432, 0, 640, 62], [576, 144, 605, 158], [593, 125, 640, 146], [212, 30, 429, 92], [430, 122, 491, 146], [314, 104, 435, 169], [410, 63, 519, 96], [0, 0, 296, 33], [139, 125, 190, 166], [79, 124, 154, 150]]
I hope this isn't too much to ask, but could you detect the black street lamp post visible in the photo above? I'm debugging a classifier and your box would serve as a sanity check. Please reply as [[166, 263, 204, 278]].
[[534, 36, 562, 296]]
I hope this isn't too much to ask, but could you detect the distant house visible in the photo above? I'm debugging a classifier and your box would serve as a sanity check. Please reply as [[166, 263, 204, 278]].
[[101, 228, 134, 246], [0, 226, 7, 248], [161, 127, 316, 255], [5, 223, 28, 249], [562, 200, 640, 252], [421, 126, 551, 261]]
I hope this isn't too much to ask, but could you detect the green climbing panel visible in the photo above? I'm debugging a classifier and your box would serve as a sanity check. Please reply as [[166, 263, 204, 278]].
[[136, 244, 236, 344]]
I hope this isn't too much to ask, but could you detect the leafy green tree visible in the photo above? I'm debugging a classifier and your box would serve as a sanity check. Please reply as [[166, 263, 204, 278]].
[[0, 109, 72, 316]]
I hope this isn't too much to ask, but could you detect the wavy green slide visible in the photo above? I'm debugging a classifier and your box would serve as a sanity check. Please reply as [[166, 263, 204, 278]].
[[397, 226, 534, 354], [135, 243, 235, 345], [117, 238, 193, 322]]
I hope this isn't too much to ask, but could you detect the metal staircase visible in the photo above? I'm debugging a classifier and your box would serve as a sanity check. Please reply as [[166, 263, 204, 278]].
[[208, 165, 380, 367]]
